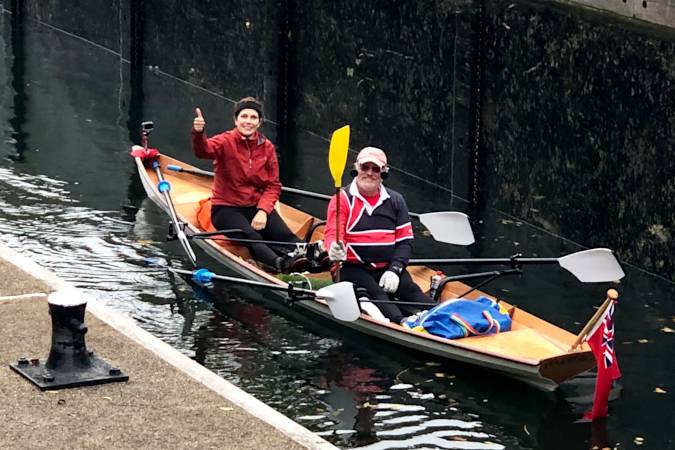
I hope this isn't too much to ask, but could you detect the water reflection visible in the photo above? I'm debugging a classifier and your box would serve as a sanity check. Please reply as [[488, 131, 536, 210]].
[[166, 276, 601, 449], [1, 5, 675, 450]]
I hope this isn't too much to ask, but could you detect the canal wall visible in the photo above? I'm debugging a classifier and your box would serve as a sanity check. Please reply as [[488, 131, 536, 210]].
[[568, 0, 675, 29], [5, 0, 675, 280]]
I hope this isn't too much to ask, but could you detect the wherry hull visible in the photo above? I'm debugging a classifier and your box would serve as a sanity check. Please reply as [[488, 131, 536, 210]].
[[133, 155, 596, 391]]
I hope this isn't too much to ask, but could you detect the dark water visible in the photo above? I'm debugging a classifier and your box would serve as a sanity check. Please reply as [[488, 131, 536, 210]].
[[1, 7, 674, 450]]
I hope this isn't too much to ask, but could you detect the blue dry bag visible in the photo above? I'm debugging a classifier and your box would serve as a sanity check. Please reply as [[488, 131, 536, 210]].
[[403, 296, 512, 339]]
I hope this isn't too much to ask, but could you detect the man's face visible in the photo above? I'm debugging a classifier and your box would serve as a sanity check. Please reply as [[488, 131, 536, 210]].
[[234, 108, 261, 137], [355, 161, 383, 195]]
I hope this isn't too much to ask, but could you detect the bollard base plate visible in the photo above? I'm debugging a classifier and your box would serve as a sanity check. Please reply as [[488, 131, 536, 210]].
[[9, 354, 128, 391]]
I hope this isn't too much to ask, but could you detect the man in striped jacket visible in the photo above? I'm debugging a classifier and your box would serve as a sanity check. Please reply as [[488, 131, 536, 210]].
[[324, 147, 434, 324]]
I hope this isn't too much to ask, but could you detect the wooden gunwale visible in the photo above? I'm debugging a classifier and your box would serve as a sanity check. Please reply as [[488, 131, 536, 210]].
[[133, 154, 596, 390]]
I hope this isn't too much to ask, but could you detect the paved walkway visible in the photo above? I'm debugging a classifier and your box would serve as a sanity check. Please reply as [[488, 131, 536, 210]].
[[0, 243, 337, 450]]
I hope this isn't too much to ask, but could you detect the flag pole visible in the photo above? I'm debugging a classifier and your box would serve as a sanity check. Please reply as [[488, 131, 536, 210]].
[[569, 289, 619, 351]]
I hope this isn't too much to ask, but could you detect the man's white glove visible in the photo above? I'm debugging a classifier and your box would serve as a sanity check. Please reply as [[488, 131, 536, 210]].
[[328, 241, 347, 262], [379, 270, 400, 293]]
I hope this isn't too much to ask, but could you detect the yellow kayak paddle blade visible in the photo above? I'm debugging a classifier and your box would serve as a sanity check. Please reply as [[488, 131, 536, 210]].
[[328, 125, 351, 188]]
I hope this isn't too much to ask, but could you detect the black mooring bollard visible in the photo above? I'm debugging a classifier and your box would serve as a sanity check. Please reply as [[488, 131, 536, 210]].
[[9, 288, 128, 390]]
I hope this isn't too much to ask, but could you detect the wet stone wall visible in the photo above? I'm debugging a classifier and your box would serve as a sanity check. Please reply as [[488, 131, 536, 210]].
[[482, 0, 675, 279], [14, 0, 675, 280], [290, 0, 476, 198]]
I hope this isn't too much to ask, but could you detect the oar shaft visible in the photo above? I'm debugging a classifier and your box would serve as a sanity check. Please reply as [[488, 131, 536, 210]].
[[409, 258, 559, 265], [188, 228, 305, 247], [569, 289, 619, 351], [194, 235, 303, 247], [167, 164, 425, 216], [284, 186, 332, 201], [168, 165, 335, 202], [190, 229, 244, 238], [154, 163, 197, 266], [171, 268, 316, 296], [166, 165, 213, 177], [364, 299, 436, 307]]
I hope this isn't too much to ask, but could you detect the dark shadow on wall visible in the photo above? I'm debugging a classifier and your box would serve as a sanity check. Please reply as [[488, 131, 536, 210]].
[[7, 0, 28, 162], [125, 0, 148, 209]]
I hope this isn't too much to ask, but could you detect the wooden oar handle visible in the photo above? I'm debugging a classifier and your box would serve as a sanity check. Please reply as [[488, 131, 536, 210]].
[[569, 289, 619, 351], [334, 187, 341, 282]]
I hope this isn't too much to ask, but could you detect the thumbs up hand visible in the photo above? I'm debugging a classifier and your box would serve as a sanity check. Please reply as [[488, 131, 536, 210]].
[[193, 107, 206, 132]]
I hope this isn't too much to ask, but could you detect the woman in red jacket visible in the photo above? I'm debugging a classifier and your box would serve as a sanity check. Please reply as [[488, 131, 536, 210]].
[[191, 97, 306, 274]]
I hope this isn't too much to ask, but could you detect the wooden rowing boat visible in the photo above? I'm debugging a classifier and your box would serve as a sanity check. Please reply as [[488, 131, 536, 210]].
[[133, 153, 598, 391]]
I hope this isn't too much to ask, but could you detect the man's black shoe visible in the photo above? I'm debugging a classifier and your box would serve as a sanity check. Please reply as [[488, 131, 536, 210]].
[[276, 254, 309, 274]]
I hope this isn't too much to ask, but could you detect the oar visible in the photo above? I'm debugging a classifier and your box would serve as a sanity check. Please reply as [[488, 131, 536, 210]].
[[417, 212, 474, 245], [409, 248, 625, 283], [154, 166, 197, 266], [165, 165, 475, 246], [136, 123, 197, 267], [327, 125, 351, 281], [170, 268, 360, 322], [168, 163, 333, 200], [183, 229, 313, 250], [192, 235, 307, 247]]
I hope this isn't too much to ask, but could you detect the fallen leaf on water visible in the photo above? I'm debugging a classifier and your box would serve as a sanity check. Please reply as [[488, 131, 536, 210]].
[[524, 424, 530, 435], [661, 326, 674, 333], [425, 361, 441, 367], [654, 387, 667, 394], [434, 373, 447, 378], [219, 406, 233, 411], [634, 436, 645, 445], [638, 339, 649, 344]]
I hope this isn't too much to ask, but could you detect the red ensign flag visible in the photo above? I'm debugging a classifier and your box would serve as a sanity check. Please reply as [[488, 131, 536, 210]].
[[583, 300, 621, 421]]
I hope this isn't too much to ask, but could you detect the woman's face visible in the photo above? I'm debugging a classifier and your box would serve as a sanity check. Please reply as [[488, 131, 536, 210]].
[[355, 162, 383, 196], [234, 108, 261, 137]]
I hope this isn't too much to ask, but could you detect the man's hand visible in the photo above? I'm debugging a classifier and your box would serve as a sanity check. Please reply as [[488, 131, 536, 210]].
[[251, 210, 267, 231], [328, 241, 347, 262], [193, 107, 206, 132], [379, 270, 400, 293]]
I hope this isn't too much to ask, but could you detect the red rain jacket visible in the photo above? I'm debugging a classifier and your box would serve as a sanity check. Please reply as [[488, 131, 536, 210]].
[[191, 128, 281, 214]]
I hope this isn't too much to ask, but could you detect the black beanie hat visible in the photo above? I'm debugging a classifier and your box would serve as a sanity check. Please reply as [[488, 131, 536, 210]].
[[233, 97, 263, 118]]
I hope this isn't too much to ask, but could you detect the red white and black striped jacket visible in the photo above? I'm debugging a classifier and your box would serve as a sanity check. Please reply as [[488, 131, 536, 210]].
[[324, 180, 414, 272]]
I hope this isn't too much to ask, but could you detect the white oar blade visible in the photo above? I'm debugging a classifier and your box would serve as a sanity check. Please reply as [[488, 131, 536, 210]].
[[316, 281, 360, 322], [559, 248, 625, 282], [419, 212, 475, 245]]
